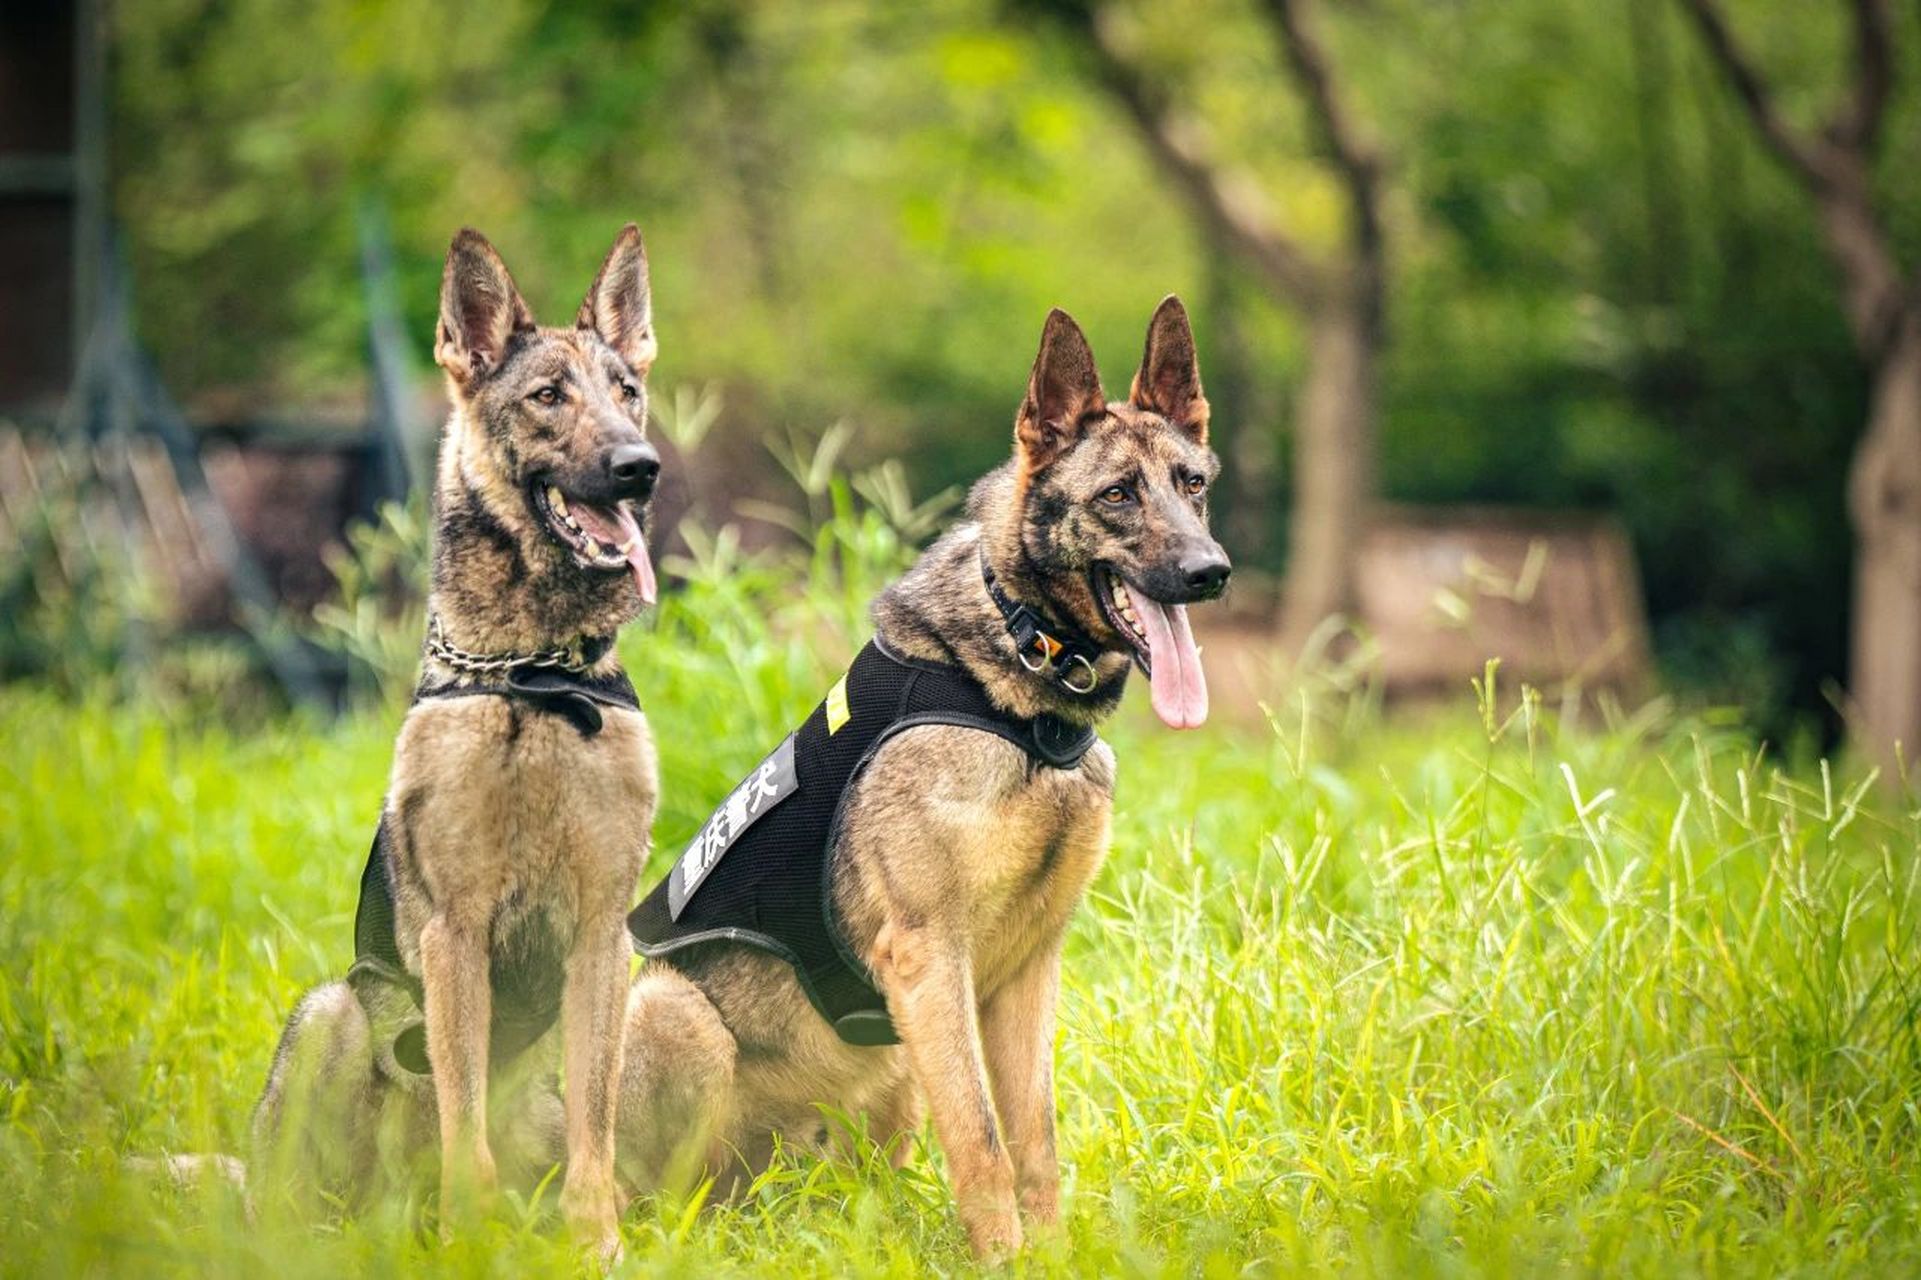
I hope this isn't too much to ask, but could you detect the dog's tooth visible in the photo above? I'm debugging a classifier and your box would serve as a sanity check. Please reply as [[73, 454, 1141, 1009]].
[[548, 486, 568, 516], [616, 536, 638, 556]]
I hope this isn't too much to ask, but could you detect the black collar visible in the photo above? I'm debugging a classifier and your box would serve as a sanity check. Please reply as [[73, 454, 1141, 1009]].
[[978, 550, 1104, 696], [414, 665, 639, 737]]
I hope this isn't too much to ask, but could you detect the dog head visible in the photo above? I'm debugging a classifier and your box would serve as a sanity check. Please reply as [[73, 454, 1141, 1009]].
[[1009, 297, 1229, 729], [433, 225, 660, 614]]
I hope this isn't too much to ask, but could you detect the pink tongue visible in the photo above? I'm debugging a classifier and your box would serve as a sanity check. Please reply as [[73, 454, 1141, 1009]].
[[1122, 582, 1208, 729], [572, 501, 657, 605]]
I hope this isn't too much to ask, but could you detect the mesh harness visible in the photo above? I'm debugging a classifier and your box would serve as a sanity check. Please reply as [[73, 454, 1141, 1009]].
[[626, 637, 1098, 1047], [347, 639, 639, 1073]]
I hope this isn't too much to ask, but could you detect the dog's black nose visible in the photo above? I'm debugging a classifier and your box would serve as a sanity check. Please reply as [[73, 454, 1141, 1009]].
[[607, 442, 660, 499], [1181, 552, 1231, 599]]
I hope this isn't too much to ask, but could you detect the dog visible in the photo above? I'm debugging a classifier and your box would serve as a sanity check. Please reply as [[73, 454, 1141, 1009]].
[[615, 297, 1229, 1257], [246, 224, 663, 1259]]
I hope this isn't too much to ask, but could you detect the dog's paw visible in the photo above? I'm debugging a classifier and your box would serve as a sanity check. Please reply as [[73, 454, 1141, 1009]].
[[590, 1228, 626, 1271], [561, 1177, 623, 1268], [568, 1209, 624, 1272], [437, 1155, 501, 1242], [1018, 1183, 1061, 1230], [962, 1204, 1023, 1262]]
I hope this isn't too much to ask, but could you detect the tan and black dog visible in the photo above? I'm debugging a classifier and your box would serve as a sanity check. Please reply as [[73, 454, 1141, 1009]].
[[248, 225, 662, 1258], [616, 298, 1229, 1257]]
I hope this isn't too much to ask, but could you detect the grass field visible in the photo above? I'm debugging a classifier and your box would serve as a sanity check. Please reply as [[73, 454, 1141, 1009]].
[[4, 518, 1921, 1276]]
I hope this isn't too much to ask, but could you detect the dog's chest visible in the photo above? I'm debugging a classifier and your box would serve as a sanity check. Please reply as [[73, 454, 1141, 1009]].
[[962, 744, 1115, 995], [389, 697, 657, 937]]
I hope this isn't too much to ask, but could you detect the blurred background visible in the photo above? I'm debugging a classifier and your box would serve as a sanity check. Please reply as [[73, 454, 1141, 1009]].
[[3, 0, 1918, 755]]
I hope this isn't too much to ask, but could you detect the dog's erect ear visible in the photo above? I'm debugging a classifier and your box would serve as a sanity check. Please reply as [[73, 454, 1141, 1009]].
[[1015, 309, 1107, 471], [435, 228, 535, 388], [1130, 295, 1209, 444], [577, 223, 656, 374]]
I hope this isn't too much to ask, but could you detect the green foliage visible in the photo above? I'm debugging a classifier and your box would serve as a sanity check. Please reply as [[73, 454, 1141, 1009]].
[[306, 494, 432, 707], [0, 457, 279, 724], [107, 0, 1921, 730], [0, 486, 148, 694], [4, 538, 1921, 1273]]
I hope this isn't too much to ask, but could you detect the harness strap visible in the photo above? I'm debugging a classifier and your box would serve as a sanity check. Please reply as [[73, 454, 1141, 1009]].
[[349, 824, 416, 999]]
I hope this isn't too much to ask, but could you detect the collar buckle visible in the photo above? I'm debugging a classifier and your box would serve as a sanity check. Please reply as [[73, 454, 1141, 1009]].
[[1004, 605, 1056, 671], [979, 551, 1103, 697]]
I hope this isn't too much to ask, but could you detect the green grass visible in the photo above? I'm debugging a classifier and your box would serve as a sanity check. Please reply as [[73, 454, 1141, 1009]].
[[5, 547, 1921, 1275]]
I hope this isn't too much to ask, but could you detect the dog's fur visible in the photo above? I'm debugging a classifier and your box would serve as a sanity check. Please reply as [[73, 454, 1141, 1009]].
[[611, 298, 1228, 1256], [248, 226, 662, 1257]]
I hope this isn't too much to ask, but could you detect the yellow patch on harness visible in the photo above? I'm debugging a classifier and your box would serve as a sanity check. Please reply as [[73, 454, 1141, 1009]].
[[826, 672, 851, 734]]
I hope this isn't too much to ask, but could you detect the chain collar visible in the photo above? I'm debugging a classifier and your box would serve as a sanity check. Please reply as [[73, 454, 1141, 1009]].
[[978, 550, 1103, 696], [424, 614, 613, 678]]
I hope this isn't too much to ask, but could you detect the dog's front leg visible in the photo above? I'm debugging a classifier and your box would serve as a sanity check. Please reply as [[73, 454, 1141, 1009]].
[[558, 912, 630, 1258], [982, 940, 1064, 1228], [419, 912, 496, 1233], [873, 922, 1020, 1258]]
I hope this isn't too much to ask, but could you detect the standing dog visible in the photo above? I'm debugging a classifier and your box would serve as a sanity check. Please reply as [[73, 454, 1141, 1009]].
[[249, 225, 662, 1259], [618, 298, 1228, 1256]]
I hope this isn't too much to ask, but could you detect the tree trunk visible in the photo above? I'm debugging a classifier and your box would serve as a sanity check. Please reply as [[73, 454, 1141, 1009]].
[[1848, 308, 1921, 774], [1667, 0, 1911, 772], [1280, 299, 1378, 652]]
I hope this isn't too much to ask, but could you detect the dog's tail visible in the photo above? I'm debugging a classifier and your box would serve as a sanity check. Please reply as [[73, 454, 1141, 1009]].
[[123, 1152, 248, 1194]]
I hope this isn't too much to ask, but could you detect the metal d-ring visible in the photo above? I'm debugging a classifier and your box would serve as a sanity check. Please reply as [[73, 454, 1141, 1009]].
[[1018, 644, 1050, 674], [1058, 653, 1099, 695]]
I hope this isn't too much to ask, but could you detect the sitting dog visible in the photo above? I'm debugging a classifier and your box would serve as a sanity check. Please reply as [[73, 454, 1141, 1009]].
[[619, 297, 1229, 1256], [249, 225, 663, 1258]]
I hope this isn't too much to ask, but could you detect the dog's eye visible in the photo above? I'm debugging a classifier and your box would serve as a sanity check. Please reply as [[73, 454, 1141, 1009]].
[[529, 385, 562, 405], [618, 380, 639, 402], [1098, 485, 1132, 506], [1184, 474, 1206, 496]]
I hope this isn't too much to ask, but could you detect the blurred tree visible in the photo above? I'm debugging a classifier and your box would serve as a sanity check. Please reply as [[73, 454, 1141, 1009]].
[[1040, 0, 1384, 651], [1676, 0, 1919, 768]]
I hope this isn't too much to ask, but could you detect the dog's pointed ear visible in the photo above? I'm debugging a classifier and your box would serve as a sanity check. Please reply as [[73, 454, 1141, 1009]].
[[1130, 295, 1209, 444], [1015, 309, 1107, 472], [435, 228, 535, 388], [577, 223, 656, 374]]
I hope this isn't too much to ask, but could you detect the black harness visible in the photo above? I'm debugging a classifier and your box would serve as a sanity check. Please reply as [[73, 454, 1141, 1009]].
[[347, 635, 639, 1073], [626, 636, 1098, 1048]]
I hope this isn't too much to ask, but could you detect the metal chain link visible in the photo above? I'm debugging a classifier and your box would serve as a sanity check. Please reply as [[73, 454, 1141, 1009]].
[[424, 614, 593, 676]]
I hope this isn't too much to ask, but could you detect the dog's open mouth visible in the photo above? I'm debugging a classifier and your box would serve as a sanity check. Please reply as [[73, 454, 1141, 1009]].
[[530, 481, 658, 605], [1094, 565, 1208, 730]]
